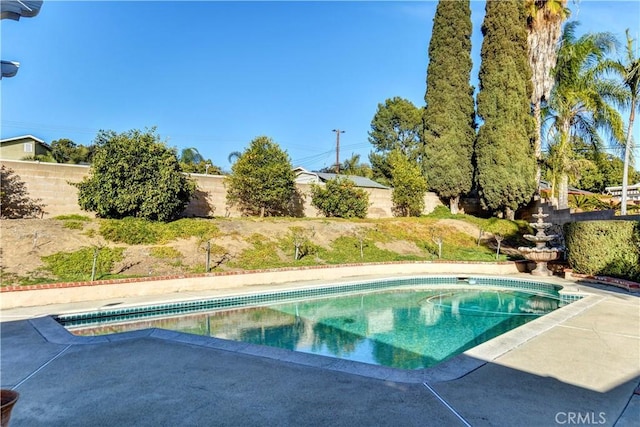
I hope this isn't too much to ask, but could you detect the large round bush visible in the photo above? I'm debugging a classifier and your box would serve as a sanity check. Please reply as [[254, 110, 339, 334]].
[[564, 220, 640, 281]]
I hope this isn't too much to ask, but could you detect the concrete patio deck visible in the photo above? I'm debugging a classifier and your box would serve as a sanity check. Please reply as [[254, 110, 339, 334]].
[[1, 275, 638, 426]]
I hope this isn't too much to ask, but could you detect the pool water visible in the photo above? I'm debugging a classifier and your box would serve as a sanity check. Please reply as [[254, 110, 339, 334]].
[[69, 287, 561, 369]]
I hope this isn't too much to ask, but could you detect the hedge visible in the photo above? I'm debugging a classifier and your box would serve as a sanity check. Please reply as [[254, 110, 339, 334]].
[[564, 220, 640, 282]]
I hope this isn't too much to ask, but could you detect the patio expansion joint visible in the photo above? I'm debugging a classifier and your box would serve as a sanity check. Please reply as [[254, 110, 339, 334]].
[[422, 381, 472, 427], [11, 344, 71, 390]]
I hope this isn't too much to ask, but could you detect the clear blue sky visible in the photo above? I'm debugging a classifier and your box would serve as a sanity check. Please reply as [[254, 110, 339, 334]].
[[2, 1, 639, 172]]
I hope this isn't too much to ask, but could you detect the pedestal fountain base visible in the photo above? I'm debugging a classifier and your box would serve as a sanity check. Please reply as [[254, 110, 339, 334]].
[[518, 247, 561, 276]]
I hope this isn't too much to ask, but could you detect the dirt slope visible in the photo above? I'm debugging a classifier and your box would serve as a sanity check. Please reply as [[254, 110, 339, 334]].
[[0, 217, 483, 285]]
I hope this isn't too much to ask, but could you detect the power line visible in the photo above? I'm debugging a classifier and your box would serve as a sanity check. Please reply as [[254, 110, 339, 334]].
[[2, 120, 102, 136], [2, 118, 381, 169], [1, 120, 372, 152], [292, 149, 335, 166], [1, 120, 252, 145]]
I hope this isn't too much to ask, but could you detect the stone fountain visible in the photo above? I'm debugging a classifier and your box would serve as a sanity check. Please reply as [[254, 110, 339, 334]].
[[518, 207, 562, 276]]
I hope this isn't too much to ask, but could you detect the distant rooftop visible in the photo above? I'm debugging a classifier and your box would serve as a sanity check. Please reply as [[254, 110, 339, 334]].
[[1, 134, 47, 145], [294, 167, 389, 190], [315, 172, 389, 189], [539, 180, 593, 195], [605, 183, 640, 201]]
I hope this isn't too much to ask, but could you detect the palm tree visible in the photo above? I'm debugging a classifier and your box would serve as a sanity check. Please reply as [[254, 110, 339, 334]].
[[341, 153, 372, 178], [341, 153, 360, 175], [542, 133, 594, 205], [227, 151, 241, 164], [605, 29, 640, 215], [179, 147, 205, 164], [525, 0, 570, 187], [544, 22, 626, 209]]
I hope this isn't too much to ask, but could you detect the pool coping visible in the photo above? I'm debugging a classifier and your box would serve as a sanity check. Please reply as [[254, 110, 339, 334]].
[[0, 261, 526, 310], [22, 274, 596, 384]]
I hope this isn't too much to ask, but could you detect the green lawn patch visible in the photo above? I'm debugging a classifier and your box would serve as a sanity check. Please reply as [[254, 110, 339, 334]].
[[40, 246, 125, 282], [99, 217, 218, 245]]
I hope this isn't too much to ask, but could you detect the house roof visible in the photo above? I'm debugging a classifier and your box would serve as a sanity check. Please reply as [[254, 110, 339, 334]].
[[293, 167, 389, 189], [315, 172, 389, 189], [605, 183, 640, 192], [0, 135, 50, 149]]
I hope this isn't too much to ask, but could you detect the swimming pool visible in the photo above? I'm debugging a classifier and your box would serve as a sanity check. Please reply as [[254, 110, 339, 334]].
[[56, 276, 575, 369]]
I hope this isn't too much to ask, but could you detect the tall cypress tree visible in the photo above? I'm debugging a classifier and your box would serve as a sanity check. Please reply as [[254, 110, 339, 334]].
[[475, 0, 536, 219], [423, 0, 476, 214]]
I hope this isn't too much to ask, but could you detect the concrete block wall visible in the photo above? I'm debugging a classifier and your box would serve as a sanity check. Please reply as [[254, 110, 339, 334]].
[[181, 174, 240, 218], [1, 160, 90, 217], [1, 160, 443, 219]]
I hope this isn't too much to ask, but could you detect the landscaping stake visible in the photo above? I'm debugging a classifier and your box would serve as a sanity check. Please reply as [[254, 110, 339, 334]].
[[495, 234, 503, 260], [91, 247, 99, 281], [206, 241, 211, 272]]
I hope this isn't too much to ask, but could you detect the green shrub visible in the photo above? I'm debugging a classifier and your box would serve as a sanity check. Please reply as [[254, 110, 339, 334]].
[[74, 128, 195, 221], [225, 136, 297, 217], [62, 221, 85, 230], [100, 218, 163, 244], [442, 246, 508, 262], [318, 236, 419, 264], [163, 218, 219, 241], [55, 214, 92, 231], [427, 205, 457, 219], [99, 217, 218, 245], [564, 221, 640, 282], [568, 195, 611, 212], [149, 246, 182, 259], [230, 234, 289, 270], [388, 149, 427, 217], [310, 178, 369, 218], [41, 247, 125, 282], [281, 227, 318, 261]]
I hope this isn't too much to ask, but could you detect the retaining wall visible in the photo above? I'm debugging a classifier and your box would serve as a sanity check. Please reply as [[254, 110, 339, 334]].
[[1, 160, 443, 219]]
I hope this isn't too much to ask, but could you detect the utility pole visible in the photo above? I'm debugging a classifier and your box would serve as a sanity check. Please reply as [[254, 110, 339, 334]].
[[332, 129, 345, 174]]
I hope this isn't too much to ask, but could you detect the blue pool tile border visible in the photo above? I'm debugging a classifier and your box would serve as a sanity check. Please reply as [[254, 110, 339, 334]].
[[55, 276, 573, 328]]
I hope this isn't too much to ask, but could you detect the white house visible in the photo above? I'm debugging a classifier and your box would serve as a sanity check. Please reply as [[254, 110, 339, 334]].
[[605, 183, 640, 201]]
